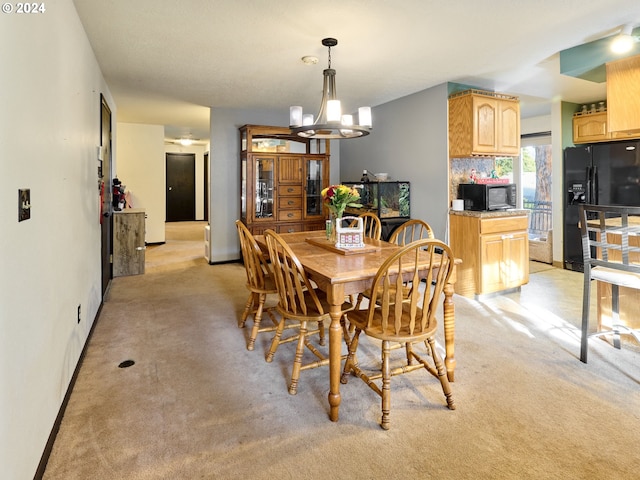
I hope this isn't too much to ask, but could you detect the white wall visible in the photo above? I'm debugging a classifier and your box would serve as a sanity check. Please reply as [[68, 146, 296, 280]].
[[339, 83, 450, 239], [521, 115, 552, 135], [207, 108, 341, 263], [116, 123, 166, 243], [0, 2, 114, 477]]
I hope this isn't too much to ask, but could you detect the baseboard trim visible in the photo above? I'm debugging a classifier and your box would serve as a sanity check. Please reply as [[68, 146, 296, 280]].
[[33, 300, 105, 479]]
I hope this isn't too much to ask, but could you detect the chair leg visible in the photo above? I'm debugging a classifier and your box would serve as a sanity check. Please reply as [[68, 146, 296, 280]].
[[340, 315, 352, 348], [427, 336, 455, 410], [266, 316, 288, 363], [611, 285, 622, 350], [239, 292, 255, 328], [341, 328, 362, 384], [246, 293, 266, 351], [580, 271, 592, 363], [380, 340, 391, 430], [405, 342, 413, 365], [318, 320, 325, 346], [289, 321, 308, 395]]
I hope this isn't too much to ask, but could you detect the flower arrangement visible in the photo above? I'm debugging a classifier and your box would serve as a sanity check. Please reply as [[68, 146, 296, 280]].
[[321, 184, 362, 218]]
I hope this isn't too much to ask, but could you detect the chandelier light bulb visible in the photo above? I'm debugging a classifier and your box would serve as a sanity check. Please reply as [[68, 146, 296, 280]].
[[341, 114, 353, 126], [327, 100, 342, 122], [290, 106, 303, 127], [358, 107, 372, 128]]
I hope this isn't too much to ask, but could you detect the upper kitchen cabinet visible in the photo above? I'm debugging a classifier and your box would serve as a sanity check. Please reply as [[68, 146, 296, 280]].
[[573, 111, 611, 144], [607, 54, 640, 135], [449, 89, 520, 157], [239, 124, 330, 235]]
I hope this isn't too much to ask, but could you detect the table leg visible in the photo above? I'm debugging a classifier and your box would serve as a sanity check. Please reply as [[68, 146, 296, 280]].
[[443, 282, 456, 382], [327, 286, 344, 422]]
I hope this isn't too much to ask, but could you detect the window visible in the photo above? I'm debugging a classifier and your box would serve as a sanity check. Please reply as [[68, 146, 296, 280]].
[[521, 133, 552, 237]]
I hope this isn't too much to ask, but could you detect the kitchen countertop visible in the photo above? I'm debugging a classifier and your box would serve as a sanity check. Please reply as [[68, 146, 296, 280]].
[[449, 209, 529, 218]]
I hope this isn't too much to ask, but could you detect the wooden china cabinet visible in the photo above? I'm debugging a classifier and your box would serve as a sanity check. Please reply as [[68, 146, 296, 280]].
[[240, 124, 331, 235]]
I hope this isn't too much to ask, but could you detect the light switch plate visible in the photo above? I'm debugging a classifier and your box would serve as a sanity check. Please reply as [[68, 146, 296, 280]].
[[19, 188, 30, 222]]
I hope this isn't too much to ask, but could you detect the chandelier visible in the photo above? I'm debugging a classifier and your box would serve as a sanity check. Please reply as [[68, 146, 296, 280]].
[[289, 38, 372, 139]]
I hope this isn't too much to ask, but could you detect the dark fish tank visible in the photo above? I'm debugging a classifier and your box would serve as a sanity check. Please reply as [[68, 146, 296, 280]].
[[342, 181, 410, 219]]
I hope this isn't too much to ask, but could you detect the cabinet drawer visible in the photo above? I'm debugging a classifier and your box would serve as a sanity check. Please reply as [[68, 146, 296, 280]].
[[480, 216, 527, 234], [278, 197, 302, 209], [278, 185, 302, 196], [279, 210, 302, 221], [278, 223, 303, 234]]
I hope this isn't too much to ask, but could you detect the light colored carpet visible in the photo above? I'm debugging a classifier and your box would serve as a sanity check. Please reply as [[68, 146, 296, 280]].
[[42, 223, 640, 479]]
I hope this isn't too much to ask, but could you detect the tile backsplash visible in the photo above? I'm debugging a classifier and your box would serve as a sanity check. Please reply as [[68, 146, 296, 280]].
[[450, 158, 496, 202]]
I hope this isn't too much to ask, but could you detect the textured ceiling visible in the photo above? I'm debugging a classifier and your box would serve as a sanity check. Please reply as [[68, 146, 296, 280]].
[[72, 0, 640, 143]]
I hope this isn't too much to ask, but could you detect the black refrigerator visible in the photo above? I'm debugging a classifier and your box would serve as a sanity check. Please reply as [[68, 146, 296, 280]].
[[563, 141, 640, 271]]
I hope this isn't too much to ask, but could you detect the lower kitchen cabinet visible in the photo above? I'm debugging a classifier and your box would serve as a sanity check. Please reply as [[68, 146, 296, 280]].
[[113, 208, 146, 277], [449, 211, 529, 297]]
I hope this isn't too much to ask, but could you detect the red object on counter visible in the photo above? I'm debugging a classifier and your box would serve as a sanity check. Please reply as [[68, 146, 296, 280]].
[[475, 178, 509, 184]]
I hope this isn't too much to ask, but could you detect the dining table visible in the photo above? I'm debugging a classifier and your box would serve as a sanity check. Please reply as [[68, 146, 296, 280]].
[[255, 229, 459, 422]]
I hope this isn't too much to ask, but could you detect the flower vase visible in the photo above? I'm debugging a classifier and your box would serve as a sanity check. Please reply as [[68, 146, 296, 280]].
[[329, 208, 344, 244], [328, 212, 337, 243]]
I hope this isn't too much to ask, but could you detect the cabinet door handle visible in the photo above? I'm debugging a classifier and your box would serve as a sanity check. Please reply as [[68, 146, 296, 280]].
[[287, 200, 294, 205], [501, 234, 514, 240], [287, 228, 295, 233], [287, 213, 294, 218], [136, 246, 146, 251], [287, 187, 294, 193]]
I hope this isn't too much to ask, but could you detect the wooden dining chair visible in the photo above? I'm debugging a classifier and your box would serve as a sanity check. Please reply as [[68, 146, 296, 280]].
[[578, 204, 640, 363], [388, 218, 434, 245], [235, 220, 281, 351], [264, 229, 354, 395], [351, 212, 382, 240], [341, 238, 456, 430], [354, 219, 436, 311]]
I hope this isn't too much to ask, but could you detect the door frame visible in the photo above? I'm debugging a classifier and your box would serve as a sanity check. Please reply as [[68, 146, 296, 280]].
[[100, 94, 113, 297]]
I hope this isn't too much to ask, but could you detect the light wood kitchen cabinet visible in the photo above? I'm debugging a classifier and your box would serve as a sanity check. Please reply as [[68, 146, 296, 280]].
[[240, 125, 330, 235], [113, 208, 145, 277], [449, 89, 520, 157], [449, 212, 529, 297], [572, 111, 611, 144], [606, 54, 640, 135]]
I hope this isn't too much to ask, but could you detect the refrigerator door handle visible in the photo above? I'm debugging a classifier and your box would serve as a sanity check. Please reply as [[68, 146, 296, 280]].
[[586, 166, 592, 204]]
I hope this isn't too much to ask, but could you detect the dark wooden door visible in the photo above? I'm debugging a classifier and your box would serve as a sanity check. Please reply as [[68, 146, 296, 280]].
[[100, 95, 112, 298], [166, 153, 196, 222]]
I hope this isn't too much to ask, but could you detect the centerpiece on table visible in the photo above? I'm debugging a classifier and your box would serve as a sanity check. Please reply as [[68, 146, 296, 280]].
[[321, 184, 362, 242]]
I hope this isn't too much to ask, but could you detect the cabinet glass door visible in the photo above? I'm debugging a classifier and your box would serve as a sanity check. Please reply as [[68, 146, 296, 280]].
[[255, 157, 274, 219], [241, 156, 247, 220], [305, 158, 323, 217]]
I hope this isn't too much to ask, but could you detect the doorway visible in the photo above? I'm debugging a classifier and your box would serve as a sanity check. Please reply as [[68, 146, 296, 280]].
[[100, 94, 112, 298], [166, 153, 196, 222]]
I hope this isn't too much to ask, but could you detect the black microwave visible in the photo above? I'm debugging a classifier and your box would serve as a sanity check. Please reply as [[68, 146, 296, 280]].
[[458, 183, 517, 211]]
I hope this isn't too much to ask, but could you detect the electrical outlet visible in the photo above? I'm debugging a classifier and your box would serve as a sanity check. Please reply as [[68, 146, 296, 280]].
[[19, 188, 31, 222], [77, 304, 81, 324]]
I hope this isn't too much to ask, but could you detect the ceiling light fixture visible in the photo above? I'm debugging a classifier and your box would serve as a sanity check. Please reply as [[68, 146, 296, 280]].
[[610, 24, 637, 54], [179, 137, 194, 146], [289, 38, 371, 139]]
